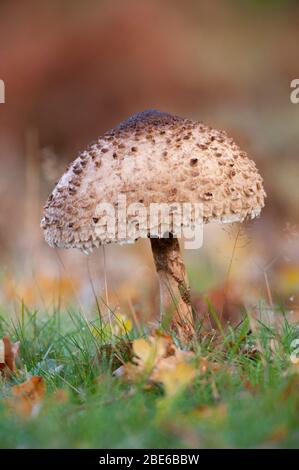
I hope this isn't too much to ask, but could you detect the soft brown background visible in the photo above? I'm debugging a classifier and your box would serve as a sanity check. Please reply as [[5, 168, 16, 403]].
[[0, 0, 298, 323]]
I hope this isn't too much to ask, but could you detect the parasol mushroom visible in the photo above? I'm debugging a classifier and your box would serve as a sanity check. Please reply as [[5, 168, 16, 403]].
[[41, 110, 266, 343]]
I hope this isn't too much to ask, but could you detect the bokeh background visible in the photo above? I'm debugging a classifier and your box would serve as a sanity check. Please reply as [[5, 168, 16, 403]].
[[0, 0, 299, 327]]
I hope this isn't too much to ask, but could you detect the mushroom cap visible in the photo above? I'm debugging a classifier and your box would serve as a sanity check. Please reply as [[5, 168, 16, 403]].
[[41, 110, 266, 252]]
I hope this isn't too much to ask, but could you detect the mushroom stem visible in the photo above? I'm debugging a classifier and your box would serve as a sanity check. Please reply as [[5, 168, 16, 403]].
[[150, 236, 195, 343]]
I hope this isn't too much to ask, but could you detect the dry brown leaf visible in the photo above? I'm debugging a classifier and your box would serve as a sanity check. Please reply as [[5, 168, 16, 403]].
[[0, 336, 20, 377], [115, 333, 222, 397], [153, 360, 196, 397], [133, 335, 172, 367], [116, 335, 173, 380], [5, 375, 45, 417], [115, 333, 197, 396]]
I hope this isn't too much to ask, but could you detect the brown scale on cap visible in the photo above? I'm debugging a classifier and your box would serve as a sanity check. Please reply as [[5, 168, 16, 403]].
[[41, 110, 266, 344]]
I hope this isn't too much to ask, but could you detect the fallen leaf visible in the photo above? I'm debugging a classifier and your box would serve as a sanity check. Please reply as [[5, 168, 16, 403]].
[[153, 360, 196, 397], [0, 337, 20, 377], [133, 336, 170, 370], [115, 333, 197, 396], [5, 376, 45, 417]]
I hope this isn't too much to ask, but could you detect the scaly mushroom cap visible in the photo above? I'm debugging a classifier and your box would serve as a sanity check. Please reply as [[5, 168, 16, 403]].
[[41, 110, 266, 252]]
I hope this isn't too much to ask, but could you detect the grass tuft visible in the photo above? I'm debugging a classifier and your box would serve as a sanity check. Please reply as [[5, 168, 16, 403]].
[[0, 307, 299, 448]]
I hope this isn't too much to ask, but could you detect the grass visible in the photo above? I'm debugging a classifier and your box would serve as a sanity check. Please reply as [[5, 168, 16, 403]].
[[0, 304, 299, 449]]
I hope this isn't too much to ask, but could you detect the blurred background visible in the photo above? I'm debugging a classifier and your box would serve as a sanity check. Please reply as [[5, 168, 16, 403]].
[[0, 0, 299, 327]]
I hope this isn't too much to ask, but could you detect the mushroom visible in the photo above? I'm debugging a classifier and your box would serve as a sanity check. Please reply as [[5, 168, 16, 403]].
[[41, 110, 266, 343]]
